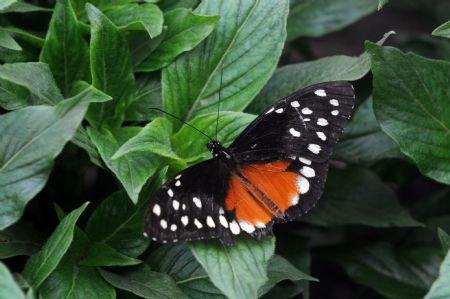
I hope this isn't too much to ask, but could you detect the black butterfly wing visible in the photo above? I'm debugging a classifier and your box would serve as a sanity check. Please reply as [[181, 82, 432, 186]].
[[228, 81, 355, 221], [144, 158, 238, 245]]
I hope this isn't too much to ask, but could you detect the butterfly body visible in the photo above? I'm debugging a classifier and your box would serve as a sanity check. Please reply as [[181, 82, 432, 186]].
[[144, 81, 355, 245]]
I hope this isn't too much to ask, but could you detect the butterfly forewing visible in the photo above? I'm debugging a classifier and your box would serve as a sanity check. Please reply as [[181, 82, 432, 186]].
[[144, 81, 355, 245]]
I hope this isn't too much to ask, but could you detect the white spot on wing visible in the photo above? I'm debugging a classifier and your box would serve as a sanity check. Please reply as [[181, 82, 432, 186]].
[[331, 110, 339, 116], [172, 200, 180, 210], [194, 218, 203, 229], [181, 215, 189, 226], [275, 108, 284, 113], [193, 197, 202, 208], [206, 216, 215, 228], [317, 132, 326, 141], [297, 176, 310, 194], [299, 157, 311, 165], [301, 107, 312, 115], [143, 232, 148, 237], [308, 144, 321, 154], [239, 221, 255, 233], [182, 204, 186, 210], [266, 107, 275, 114], [289, 128, 301, 137], [175, 174, 181, 179], [175, 180, 181, 186], [152, 204, 161, 216], [330, 99, 339, 106], [170, 224, 177, 231], [230, 220, 240, 235], [314, 89, 327, 97], [219, 207, 225, 214], [317, 118, 328, 126], [291, 194, 299, 205], [291, 101, 300, 107], [219, 215, 228, 228], [300, 166, 316, 178], [167, 189, 174, 197], [160, 219, 167, 229]]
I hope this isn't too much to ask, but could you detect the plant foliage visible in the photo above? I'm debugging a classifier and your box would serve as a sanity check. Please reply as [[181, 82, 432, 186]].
[[0, 0, 449, 298]]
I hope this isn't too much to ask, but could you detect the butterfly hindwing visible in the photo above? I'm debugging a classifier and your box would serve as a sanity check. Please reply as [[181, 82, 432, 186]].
[[144, 159, 238, 245]]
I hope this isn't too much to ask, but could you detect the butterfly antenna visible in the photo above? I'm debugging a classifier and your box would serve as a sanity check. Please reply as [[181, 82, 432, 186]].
[[148, 108, 212, 141], [215, 64, 224, 141]]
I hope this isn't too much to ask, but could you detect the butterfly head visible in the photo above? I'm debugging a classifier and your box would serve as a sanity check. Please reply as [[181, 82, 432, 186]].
[[207, 139, 229, 158]]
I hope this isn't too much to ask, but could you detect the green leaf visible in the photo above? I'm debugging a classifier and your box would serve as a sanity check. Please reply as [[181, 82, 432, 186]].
[[106, 3, 163, 38], [0, 62, 63, 110], [159, 0, 199, 11], [333, 242, 442, 299], [80, 242, 141, 266], [85, 191, 150, 257], [248, 54, 369, 114], [424, 248, 450, 299], [138, 8, 219, 72], [22, 203, 88, 289], [40, 0, 89, 96], [287, 0, 378, 41], [3, 27, 44, 48], [432, 20, 450, 39], [333, 98, 401, 164], [0, 89, 109, 229], [0, 262, 26, 299], [438, 228, 450, 252], [0, 0, 51, 13], [0, 222, 42, 258], [258, 255, 316, 297], [367, 43, 450, 185], [112, 117, 177, 160], [189, 236, 275, 299], [0, 27, 22, 51], [71, 127, 103, 167], [39, 222, 115, 299], [86, 3, 135, 129], [378, 0, 389, 10], [163, 0, 288, 124], [125, 74, 162, 122], [87, 127, 160, 203], [147, 242, 225, 299], [172, 111, 255, 162], [301, 167, 422, 227], [99, 264, 189, 299]]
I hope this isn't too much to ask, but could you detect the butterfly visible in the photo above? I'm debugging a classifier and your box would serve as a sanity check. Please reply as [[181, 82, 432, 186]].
[[143, 81, 355, 245]]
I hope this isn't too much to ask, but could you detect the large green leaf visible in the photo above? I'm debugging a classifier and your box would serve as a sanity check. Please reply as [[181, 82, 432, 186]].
[[0, 222, 42, 258], [333, 98, 401, 164], [247, 54, 369, 114], [189, 236, 275, 299], [163, 0, 288, 124], [87, 127, 160, 203], [138, 8, 219, 72], [172, 111, 255, 162], [39, 223, 115, 299], [106, 3, 163, 38], [332, 242, 442, 299], [0, 27, 22, 51], [287, 0, 378, 41], [424, 248, 450, 299], [438, 228, 450, 252], [258, 255, 316, 297], [85, 191, 150, 257], [40, 0, 89, 96], [79, 242, 141, 267], [367, 43, 450, 184], [0, 88, 110, 229], [301, 167, 421, 227], [125, 75, 162, 122], [433, 20, 450, 39], [147, 242, 225, 299], [86, 3, 135, 128], [22, 203, 88, 289], [0, 0, 50, 13], [0, 262, 26, 299], [0, 62, 63, 110], [99, 264, 189, 299], [112, 117, 177, 160]]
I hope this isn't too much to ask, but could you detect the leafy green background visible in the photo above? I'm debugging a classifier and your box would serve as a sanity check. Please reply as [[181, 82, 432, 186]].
[[1, 0, 450, 298]]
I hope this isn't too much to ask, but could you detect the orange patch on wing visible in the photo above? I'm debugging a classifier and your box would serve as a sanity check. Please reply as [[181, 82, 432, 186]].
[[225, 161, 299, 226]]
